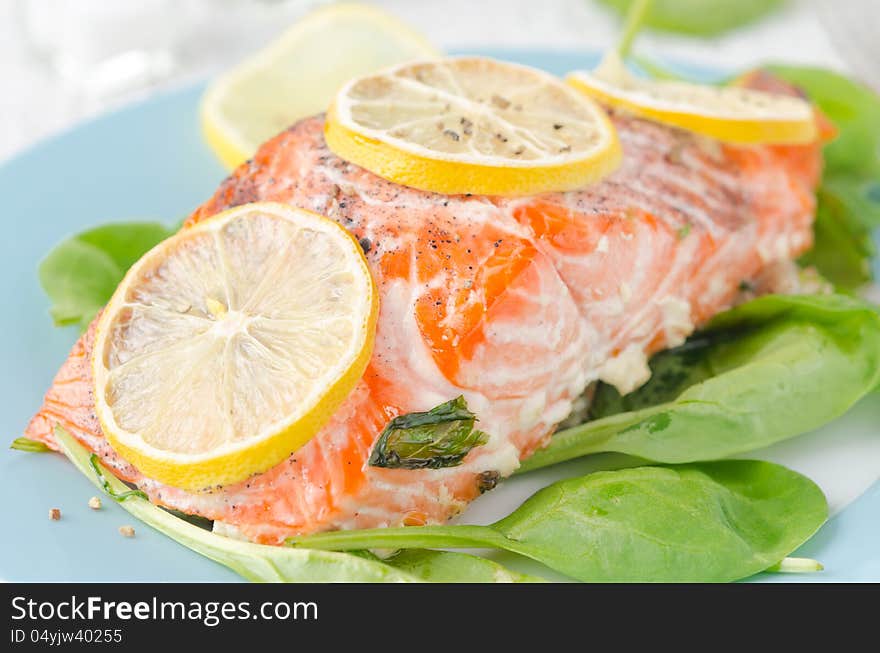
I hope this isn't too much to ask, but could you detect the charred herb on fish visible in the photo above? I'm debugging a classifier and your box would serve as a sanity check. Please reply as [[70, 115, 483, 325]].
[[369, 396, 489, 470]]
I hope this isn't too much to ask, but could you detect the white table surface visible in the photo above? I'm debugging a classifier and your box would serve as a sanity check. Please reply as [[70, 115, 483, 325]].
[[0, 0, 861, 164]]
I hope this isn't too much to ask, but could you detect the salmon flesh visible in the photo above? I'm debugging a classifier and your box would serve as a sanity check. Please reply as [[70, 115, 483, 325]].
[[26, 91, 823, 544]]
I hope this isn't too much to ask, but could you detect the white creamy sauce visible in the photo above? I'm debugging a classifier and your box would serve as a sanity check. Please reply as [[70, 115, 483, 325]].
[[597, 296, 626, 317], [517, 392, 547, 431], [543, 397, 578, 426], [597, 343, 652, 395], [212, 520, 248, 540], [708, 275, 728, 301], [658, 295, 694, 348], [566, 366, 591, 400], [755, 202, 807, 264]]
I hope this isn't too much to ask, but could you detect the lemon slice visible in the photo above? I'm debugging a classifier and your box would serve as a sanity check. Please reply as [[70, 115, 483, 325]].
[[92, 202, 378, 491], [325, 56, 621, 196], [567, 54, 817, 145], [201, 3, 441, 169]]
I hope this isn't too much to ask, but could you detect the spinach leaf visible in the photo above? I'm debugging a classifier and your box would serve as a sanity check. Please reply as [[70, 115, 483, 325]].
[[54, 426, 419, 582], [799, 193, 876, 290], [289, 460, 827, 582], [520, 294, 880, 472], [766, 557, 823, 573], [87, 451, 149, 502], [768, 65, 880, 289], [9, 437, 52, 453], [54, 426, 533, 583], [369, 396, 489, 469], [381, 550, 544, 583], [768, 66, 880, 180], [161, 508, 215, 531], [38, 221, 175, 330], [598, 0, 785, 37]]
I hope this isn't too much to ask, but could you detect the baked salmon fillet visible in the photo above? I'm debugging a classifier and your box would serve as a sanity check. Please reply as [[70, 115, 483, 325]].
[[25, 79, 825, 544]]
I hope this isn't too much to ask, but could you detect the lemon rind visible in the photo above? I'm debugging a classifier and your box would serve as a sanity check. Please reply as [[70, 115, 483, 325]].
[[567, 71, 817, 145], [332, 56, 618, 167], [200, 2, 441, 170], [326, 106, 621, 196], [92, 202, 378, 491], [327, 57, 623, 196]]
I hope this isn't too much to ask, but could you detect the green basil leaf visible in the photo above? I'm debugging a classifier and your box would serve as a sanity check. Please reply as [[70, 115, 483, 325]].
[[290, 460, 828, 583], [369, 396, 489, 469], [520, 294, 880, 471], [599, 0, 785, 37], [38, 221, 175, 330]]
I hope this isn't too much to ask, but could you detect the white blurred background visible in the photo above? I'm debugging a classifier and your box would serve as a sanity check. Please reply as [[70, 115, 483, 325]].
[[0, 0, 876, 163]]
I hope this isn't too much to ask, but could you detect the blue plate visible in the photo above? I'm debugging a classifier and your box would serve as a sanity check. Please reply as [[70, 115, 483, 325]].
[[1, 50, 877, 582]]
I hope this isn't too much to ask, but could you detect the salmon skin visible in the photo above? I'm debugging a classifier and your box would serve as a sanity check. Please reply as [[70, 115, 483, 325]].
[[26, 88, 823, 544]]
